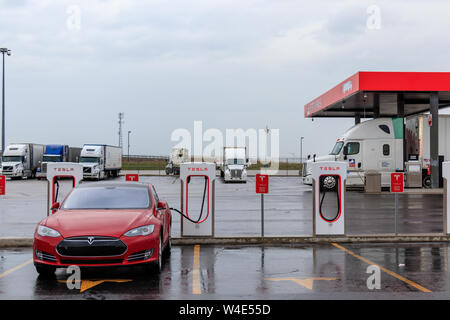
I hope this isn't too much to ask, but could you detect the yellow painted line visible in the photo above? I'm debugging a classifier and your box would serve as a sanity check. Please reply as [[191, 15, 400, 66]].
[[266, 277, 337, 290], [192, 244, 201, 295], [332, 243, 431, 293], [0, 259, 33, 279]]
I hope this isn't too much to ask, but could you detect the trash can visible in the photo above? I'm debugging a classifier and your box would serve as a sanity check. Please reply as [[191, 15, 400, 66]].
[[365, 171, 381, 193], [405, 161, 422, 188]]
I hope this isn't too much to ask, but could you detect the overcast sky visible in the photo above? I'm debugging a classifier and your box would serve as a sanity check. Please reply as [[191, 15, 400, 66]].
[[1, 0, 450, 158]]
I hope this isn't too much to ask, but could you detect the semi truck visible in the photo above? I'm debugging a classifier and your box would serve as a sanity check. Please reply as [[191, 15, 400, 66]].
[[219, 146, 249, 183], [165, 148, 190, 175], [0, 143, 44, 179], [36, 145, 82, 179], [80, 144, 122, 180], [302, 115, 450, 188]]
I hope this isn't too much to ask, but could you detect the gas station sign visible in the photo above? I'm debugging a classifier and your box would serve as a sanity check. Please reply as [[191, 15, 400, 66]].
[[391, 173, 404, 193], [0, 175, 5, 195], [256, 174, 269, 194]]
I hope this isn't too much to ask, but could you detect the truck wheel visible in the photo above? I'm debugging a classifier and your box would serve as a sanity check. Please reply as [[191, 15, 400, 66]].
[[423, 176, 432, 188]]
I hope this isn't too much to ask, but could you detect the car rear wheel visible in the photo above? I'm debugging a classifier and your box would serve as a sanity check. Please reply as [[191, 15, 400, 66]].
[[35, 264, 56, 277]]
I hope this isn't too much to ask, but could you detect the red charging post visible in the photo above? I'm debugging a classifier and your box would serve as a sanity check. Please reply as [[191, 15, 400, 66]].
[[256, 174, 269, 237], [391, 172, 404, 234], [0, 175, 5, 195], [126, 174, 139, 182]]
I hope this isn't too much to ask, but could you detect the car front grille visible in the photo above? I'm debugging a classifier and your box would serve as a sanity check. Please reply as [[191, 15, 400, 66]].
[[60, 259, 124, 265], [56, 236, 127, 257], [83, 167, 91, 173], [231, 169, 242, 178], [2, 166, 13, 172]]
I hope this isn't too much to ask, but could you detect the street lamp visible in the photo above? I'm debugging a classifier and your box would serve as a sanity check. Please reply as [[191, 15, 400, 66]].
[[127, 131, 131, 161], [0, 48, 11, 154]]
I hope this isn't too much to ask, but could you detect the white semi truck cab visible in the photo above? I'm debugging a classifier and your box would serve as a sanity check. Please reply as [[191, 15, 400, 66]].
[[0, 143, 44, 179], [221, 147, 249, 183], [80, 144, 122, 180], [302, 118, 404, 187]]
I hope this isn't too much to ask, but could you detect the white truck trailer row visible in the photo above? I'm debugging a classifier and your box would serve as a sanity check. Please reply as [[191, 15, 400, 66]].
[[1, 143, 122, 180], [302, 114, 450, 188]]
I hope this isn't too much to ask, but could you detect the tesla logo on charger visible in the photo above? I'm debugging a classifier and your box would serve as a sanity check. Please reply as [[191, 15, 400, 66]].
[[188, 167, 208, 172], [53, 168, 75, 172]]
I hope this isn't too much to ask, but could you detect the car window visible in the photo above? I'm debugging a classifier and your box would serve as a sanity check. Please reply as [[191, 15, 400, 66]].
[[62, 186, 151, 209]]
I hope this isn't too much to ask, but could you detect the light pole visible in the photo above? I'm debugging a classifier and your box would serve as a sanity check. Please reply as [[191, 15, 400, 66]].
[[127, 131, 131, 161], [0, 48, 11, 154], [300, 136, 304, 173]]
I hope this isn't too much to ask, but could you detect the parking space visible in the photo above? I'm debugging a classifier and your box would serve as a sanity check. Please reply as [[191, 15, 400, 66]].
[[0, 176, 444, 238], [1, 243, 450, 299]]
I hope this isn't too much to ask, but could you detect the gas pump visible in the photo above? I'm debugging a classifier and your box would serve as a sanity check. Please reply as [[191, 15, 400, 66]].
[[312, 161, 346, 236], [46, 162, 83, 215], [171, 162, 215, 237]]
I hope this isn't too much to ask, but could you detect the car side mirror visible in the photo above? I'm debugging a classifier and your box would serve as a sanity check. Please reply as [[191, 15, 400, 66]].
[[51, 202, 60, 213], [157, 201, 166, 210]]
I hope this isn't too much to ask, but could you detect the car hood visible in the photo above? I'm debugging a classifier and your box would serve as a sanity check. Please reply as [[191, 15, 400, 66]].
[[44, 209, 153, 238], [81, 163, 98, 168], [309, 154, 337, 163]]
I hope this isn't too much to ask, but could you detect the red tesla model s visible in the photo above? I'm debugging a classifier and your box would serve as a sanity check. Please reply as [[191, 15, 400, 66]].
[[33, 182, 172, 276]]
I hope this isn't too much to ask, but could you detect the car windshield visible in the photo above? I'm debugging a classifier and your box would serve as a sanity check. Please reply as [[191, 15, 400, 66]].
[[62, 186, 151, 209], [43, 155, 62, 162], [227, 159, 245, 165], [2, 156, 22, 162], [329, 142, 344, 155], [79, 157, 99, 163]]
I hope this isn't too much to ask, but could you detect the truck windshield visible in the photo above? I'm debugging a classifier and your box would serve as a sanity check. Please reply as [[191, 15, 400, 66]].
[[330, 142, 344, 155], [227, 159, 245, 165], [80, 157, 99, 163], [2, 156, 23, 162], [43, 155, 62, 162]]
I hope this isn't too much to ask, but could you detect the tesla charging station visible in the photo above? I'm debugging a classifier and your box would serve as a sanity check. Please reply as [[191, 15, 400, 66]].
[[312, 161, 346, 236], [180, 162, 215, 237], [46, 162, 83, 215]]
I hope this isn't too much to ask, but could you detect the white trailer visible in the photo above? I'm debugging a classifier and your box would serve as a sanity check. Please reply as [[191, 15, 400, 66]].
[[219, 146, 249, 182], [0, 143, 44, 179], [79, 144, 122, 180]]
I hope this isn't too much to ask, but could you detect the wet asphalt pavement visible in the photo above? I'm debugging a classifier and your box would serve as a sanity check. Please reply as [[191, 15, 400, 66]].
[[1, 243, 450, 299], [0, 176, 444, 237]]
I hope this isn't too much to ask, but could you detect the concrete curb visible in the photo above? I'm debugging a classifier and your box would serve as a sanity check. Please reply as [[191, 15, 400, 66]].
[[1, 234, 450, 248]]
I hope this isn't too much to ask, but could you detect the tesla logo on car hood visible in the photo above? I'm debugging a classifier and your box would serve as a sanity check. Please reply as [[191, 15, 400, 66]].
[[87, 237, 95, 245]]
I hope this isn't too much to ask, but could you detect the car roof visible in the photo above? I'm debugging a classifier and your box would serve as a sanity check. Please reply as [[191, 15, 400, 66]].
[[77, 181, 151, 189]]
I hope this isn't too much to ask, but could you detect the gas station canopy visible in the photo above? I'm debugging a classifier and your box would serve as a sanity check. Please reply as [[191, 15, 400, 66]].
[[304, 71, 450, 118]]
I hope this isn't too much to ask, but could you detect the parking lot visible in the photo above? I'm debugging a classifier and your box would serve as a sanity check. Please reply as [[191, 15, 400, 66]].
[[1, 242, 450, 299], [0, 176, 448, 299]]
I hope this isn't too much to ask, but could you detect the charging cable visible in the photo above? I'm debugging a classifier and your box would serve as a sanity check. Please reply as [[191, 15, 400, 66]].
[[170, 176, 208, 224], [319, 175, 340, 221]]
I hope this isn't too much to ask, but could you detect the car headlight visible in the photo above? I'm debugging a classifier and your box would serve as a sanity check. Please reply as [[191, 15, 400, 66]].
[[37, 225, 61, 238], [124, 225, 155, 237]]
